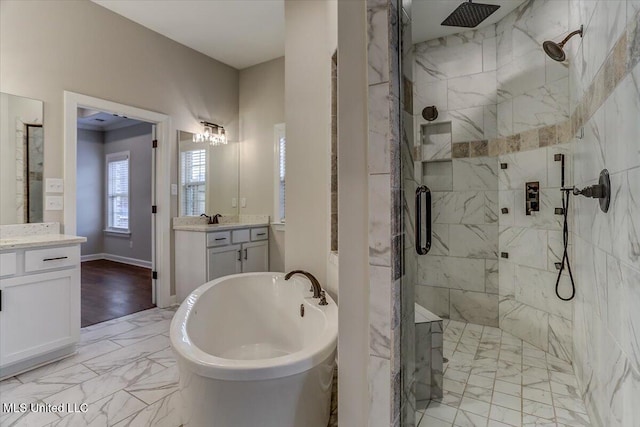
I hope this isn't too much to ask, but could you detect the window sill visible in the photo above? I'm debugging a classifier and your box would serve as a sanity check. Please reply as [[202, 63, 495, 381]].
[[271, 222, 285, 232], [104, 229, 131, 237]]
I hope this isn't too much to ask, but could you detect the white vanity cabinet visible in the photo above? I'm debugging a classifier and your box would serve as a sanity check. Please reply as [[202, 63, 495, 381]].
[[175, 225, 269, 302], [0, 244, 81, 379]]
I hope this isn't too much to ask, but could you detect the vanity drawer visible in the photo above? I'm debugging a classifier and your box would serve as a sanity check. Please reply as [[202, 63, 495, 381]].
[[207, 231, 231, 247], [251, 228, 269, 241], [0, 253, 17, 277], [25, 246, 79, 273], [232, 229, 250, 244]]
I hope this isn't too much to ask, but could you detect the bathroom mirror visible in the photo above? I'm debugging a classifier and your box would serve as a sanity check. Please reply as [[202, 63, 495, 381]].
[[0, 92, 44, 225], [177, 130, 239, 217]]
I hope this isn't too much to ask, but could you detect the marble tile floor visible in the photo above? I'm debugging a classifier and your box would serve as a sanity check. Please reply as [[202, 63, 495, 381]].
[[416, 320, 591, 427], [0, 306, 339, 427]]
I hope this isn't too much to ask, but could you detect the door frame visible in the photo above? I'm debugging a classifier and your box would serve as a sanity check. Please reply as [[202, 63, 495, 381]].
[[63, 91, 173, 308]]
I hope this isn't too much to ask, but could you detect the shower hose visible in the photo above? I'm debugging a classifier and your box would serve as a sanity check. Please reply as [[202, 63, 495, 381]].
[[556, 189, 575, 301]]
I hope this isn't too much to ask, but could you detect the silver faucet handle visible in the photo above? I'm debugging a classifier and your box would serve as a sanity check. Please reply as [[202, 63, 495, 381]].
[[319, 290, 328, 306]]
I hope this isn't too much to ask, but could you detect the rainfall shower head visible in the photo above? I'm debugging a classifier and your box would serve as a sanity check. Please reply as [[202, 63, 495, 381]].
[[441, 0, 500, 28], [543, 25, 583, 62]]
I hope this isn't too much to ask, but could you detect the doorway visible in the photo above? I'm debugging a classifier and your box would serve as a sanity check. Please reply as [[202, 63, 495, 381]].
[[63, 92, 173, 314], [76, 111, 155, 326]]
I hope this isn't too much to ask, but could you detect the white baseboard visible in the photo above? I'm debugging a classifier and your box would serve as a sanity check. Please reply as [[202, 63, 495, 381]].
[[80, 254, 104, 263], [81, 253, 152, 269]]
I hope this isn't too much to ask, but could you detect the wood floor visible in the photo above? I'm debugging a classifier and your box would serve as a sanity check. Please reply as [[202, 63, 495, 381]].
[[81, 259, 155, 327]]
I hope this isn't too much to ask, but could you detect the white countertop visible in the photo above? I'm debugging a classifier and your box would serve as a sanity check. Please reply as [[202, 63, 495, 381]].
[[0, 234, 87, 250], [173, 223, 270, 232]]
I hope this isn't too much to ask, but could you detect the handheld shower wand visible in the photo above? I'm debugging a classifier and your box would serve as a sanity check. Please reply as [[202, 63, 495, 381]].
[[554, 158, 611, 301]]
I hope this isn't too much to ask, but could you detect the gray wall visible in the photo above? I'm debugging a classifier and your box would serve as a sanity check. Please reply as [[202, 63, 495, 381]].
[[238, 57, 285, 272], [77, 129, 104, 256], [77, 122, 153, 263], [103, 122, 153, 262]]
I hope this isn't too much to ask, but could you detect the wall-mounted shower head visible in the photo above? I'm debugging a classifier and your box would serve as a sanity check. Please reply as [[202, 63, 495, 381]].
[[441, 0, 500, 28], [543, 25, 583, 62]]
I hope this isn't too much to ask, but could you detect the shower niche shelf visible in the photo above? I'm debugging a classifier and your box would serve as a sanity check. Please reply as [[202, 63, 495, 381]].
[[421, 122, 452, 162]]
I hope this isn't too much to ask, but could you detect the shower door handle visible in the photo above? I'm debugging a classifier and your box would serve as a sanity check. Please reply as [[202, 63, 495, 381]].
[[415, 185, 432, 255]]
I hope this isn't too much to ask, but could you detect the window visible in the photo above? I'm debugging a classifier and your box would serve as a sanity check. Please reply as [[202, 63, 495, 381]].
[[180, 149, 206, 216], [274, 124, 286, 223], [106, 151, 130, 231]]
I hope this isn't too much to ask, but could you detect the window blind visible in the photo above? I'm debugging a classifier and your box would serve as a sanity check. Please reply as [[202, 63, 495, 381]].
[[107, 152, 129, 230], [279, 136, 286, 222], [181, 149, 206, 216]]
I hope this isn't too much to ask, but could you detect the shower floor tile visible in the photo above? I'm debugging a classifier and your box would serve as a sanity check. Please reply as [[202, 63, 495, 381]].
[[416, 320, 591, 427]]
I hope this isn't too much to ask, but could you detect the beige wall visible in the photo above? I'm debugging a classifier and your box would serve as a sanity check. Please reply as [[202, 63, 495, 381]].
[[336, 0, 370, 424], [238, 57, 284, 216], [238, 57, 286, 272], [0, 0, 239, 295], [284, 0, 333, 285], [0, 0, 239, 227]]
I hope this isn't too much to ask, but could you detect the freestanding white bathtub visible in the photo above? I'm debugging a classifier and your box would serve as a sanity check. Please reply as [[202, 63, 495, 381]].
[[170, 272, 337, 427]]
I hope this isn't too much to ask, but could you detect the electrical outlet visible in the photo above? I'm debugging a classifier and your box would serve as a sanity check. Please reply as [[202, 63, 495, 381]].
[[241, 198, 246, 208], [45, 178, 64, 193], [171, 184, 178, 196], [129, 240, 133, 248], [45, 196, 63, 210], [232, 198, 237, 208]]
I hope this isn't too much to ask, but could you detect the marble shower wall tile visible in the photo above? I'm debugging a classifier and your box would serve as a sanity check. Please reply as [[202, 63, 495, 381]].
[[570, 3, 640, 425], [499, 298, 549, 351], [449, 107, 485, 142], [514, 265, 572, 320], [499, 226, 548, 270], [452, 157, 498, 191], [368, 0, 390, 85], [498, 149, 548, 190], [415, 285, 450, 319], [369, 84, 392, 174], [449, 224, 498, 259], [414, 39, 483, 83], [370, 265, 392, 358], [369, 355, 391, 426], [450, 290, 499, 327], [418, 255, 485, 292], [512, 77, 570, 133], [431, 191, 485, 224], [447, 71, 497, 110], [369, 174, 392, 267], [603, 71, 640, 174]]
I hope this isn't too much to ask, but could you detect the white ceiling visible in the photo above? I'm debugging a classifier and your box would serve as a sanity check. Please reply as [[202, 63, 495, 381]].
[[92, 0, 524, 68], [411, 0, 527, 44], [92, 0, 285, 70]]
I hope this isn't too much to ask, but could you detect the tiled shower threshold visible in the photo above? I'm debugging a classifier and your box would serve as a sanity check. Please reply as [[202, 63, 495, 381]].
[[416, 320, 591, 427]]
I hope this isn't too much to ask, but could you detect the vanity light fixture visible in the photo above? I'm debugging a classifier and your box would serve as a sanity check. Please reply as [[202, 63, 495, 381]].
[[193, 121, 227, 146]]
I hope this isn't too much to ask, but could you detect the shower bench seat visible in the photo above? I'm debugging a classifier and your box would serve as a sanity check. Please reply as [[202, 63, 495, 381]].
[[415, 303, 443, 408]]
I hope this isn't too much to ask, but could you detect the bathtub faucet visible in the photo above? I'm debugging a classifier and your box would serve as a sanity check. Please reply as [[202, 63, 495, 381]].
[[284, 270, 328, 306]]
